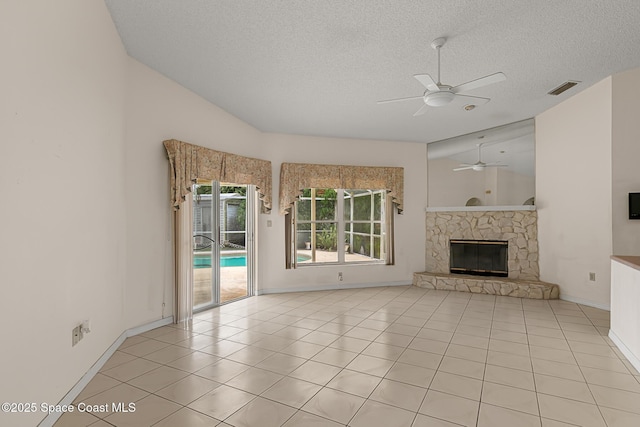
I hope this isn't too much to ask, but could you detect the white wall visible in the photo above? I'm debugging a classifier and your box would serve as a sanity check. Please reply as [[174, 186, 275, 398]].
[[123, 59, 264, 328], [536, 77, 613, 309], [260, 133, 427, 293], [0, 1, 127, 425], [611, 68, 640, 256]]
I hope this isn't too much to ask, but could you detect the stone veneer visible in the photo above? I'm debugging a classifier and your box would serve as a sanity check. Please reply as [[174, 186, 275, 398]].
[[413, 271, 559, 299], [426, 210, 539, 280]]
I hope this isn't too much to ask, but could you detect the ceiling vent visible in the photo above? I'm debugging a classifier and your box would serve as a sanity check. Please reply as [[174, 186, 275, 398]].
[[548, 81, 580, 96]]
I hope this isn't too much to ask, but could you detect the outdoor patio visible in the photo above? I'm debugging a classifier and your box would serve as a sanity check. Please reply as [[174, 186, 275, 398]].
[[194, 266, 248, 306], [193, 250, 379, 307], [296, 249, 381, 264]]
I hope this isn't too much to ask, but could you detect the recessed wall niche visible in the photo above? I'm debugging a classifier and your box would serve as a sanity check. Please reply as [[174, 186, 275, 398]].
[[427, 119, 535, 208]]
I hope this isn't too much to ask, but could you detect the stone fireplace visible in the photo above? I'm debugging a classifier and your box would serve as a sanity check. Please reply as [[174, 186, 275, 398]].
[[415, 208, 559, 299], [425, 209, 539, 280]]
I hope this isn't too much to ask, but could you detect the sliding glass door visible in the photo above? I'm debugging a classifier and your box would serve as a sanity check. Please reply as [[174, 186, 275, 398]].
[[192, 181, 255, 311]]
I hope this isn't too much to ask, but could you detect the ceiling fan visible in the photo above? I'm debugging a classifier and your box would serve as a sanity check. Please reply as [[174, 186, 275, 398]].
[[378, 37, 506, 116], [454, 143, 508, 171]]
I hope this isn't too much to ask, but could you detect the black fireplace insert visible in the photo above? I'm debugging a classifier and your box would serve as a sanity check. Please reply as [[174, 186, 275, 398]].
[[450, 239, 508, 277]]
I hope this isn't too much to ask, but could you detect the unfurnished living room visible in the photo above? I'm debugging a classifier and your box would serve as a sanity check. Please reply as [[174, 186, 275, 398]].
[[3, 1, 640, 426]]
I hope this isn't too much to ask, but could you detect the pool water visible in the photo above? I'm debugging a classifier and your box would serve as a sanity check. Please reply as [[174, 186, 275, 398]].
[[194, 255, 245, 268], [194, 254, 308, 268], [220, 256, 246, 267]]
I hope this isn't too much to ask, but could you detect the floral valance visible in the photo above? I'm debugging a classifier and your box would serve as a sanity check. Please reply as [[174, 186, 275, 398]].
[[279, 162, 404, 215], [164, 139, 272, 213]]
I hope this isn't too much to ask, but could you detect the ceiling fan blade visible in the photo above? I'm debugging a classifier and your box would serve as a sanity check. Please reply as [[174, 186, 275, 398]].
[[453, 166, 475, 171], [485, 163, 509, 167], [414, 74, 439, 92], [413, 103, 430, 117], [377, 95, 423, 104], [451, 72, 506, 94], [454, 94, 490, 105]]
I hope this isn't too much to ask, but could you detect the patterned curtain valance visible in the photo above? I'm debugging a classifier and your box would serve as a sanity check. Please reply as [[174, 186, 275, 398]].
[[279, 162, 404, 215], [164, 139, 272, 213]]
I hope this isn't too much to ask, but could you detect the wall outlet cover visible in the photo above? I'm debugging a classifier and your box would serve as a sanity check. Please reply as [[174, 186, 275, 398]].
[[72, 325, 83, 346]]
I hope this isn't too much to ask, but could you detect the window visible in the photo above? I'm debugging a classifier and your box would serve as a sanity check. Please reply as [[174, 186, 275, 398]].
[[293, 188, 387, 265], [280, 162, 402, 270]]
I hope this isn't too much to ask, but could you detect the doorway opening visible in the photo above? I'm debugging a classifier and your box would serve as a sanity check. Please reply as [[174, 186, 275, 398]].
[[192, 181, 256, 310]]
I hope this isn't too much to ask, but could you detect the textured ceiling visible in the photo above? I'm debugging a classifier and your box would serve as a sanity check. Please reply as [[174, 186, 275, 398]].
[[104, 0, 640, 145]]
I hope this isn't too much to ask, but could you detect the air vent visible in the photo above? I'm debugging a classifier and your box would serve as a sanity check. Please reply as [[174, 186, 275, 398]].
[[548, 81, 579, 96]]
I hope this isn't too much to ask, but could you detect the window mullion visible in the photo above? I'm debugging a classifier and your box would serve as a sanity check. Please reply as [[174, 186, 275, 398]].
[[337, 189, 345, 263], [350, 192, 354, 257], [370, 190, 374, 258], [311, 188, 316, 262]]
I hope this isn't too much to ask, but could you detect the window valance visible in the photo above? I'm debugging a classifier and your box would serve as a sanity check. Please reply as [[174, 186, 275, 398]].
[[279, 162, 404, 215], [164, 139, 272, 213]]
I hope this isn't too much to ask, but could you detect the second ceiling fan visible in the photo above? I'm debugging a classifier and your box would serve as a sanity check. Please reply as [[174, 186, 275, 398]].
[[378, 37, 506, 116], [453, 143, 508, 172]]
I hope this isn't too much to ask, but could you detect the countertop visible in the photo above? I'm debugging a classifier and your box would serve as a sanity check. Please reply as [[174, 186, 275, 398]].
[[611, 255, 640, 272]]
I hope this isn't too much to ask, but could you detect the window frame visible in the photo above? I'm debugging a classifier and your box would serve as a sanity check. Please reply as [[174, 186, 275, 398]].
[[293, 188, 387, 267]]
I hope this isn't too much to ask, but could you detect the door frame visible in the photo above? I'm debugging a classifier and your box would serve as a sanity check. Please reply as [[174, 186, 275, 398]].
[[193, 182, 255, 313]]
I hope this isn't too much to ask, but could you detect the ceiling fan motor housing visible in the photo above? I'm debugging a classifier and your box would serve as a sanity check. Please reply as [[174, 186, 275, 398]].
[[425, 90, 454, 106]]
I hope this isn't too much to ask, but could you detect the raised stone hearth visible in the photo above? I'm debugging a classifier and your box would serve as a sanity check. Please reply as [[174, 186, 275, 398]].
[[414, 271, 559, 300]]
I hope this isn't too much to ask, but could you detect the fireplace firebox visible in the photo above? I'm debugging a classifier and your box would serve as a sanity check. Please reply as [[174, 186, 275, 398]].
[[450, 239, 508, 277]]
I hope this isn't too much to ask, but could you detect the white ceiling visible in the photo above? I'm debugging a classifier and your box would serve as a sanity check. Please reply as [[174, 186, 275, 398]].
[[104, 0, 640, 146]]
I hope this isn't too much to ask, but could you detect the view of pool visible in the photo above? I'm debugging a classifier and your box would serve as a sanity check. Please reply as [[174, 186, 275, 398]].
[[194, 253, 308, 268], [194, 254, 245, 268]]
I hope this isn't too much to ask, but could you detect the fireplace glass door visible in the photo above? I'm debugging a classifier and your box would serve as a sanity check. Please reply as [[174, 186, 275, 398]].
[[450, 240, 508, 277]]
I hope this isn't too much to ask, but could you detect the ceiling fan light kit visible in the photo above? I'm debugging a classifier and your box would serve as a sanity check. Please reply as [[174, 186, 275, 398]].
[[378, 37, 506, 116], [425, 90, 455, 106]]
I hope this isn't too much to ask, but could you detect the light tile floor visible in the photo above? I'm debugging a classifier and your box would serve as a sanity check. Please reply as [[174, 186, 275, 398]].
[[54, 286, 640, 427]]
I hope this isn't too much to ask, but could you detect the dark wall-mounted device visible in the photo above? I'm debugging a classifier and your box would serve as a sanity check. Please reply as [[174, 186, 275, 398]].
[[629, 193, 640, 219]]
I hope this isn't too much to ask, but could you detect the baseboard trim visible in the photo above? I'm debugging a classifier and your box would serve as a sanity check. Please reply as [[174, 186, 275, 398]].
[[257, 281, 411, 295], [127, 316, 175, 337], [38, 316, 174, 427], [559, 294, 610, 311], [609, 329, 640, 374]]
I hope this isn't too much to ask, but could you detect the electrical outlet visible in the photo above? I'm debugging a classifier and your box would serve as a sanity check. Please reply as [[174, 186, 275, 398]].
[[338, 272, 343, 281], [589, 272, 596, 281], [81, 319, 91, 334], [72, 325, 83, 346]]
